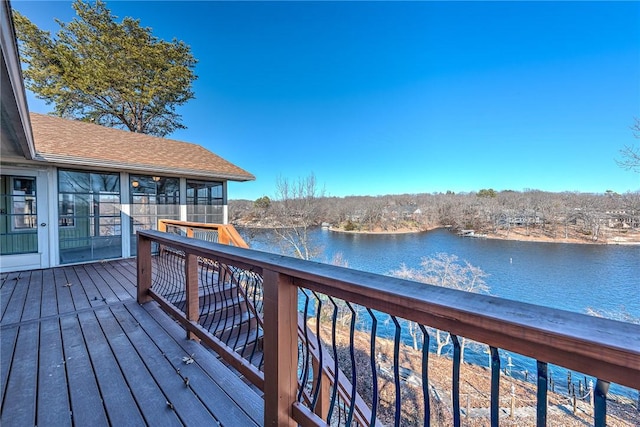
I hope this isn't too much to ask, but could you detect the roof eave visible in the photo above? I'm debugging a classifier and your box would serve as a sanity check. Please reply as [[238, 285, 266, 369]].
[[1, 0, 36, 160], [35, 153, 256, 182]]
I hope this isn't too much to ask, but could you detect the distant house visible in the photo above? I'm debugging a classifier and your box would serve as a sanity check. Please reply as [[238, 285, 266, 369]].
[[1, 1, 254, 272]]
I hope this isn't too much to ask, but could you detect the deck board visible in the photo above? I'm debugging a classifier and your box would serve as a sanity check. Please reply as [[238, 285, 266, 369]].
[[37, 318, 72, 427], [91, 261, 136, 301], [59, 313, 110, 426], [52, 266, 74, 315], [110, 303, 220, 425], [77, 263, 119, 304], [1, 322, 39, 427], [71, 265, 107, 308], [40, 268, 59, 318], [0, 271, 29, 324], [126, 303, 261, 426], [0, 275, 16, 320], [21, 269, 42, 321], [144, 302, 264, 424], [78, 309, 147, 426], [0, 325, 18, 407], [63, 266, 93, 311], [0, 259, 262, 426], [94, 307, 184, 426]]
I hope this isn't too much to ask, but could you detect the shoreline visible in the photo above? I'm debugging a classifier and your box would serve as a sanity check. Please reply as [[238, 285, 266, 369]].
[[328, 225, 640, 245], [327, 226, 428, 235]]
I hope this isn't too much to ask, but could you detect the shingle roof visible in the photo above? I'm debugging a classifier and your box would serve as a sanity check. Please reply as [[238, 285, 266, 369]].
[[29, 113, 255, 182]]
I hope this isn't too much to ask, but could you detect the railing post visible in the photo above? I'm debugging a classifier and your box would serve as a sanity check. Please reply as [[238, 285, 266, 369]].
[[137, 233, 153, 304], [185, 253, 199, 341], [263, 269, 298, 427], [594, 379, 609, 427], [218, 227, 231, 245], [536, 361, 548, 427], [157, 219, 167, 233]]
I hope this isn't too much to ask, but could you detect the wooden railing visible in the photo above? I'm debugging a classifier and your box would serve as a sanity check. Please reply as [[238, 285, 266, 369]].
[[157, 219, 249, 248], [137, 229, 640, 426]]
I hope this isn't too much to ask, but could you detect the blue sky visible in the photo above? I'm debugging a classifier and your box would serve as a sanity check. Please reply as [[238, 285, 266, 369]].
[[12, 1, 640, 200]]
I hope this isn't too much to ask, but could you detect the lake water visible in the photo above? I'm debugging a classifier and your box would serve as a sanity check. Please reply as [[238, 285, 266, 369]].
[[243, 227, 640, 317], [240, 227, 640, 396]]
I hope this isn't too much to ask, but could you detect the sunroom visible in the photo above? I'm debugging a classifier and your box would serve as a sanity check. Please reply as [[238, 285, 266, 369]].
[[1, 111, 254, 272]]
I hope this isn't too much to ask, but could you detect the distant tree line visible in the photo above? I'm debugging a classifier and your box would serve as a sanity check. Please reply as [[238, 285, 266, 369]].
[[230, 188, 640, 242]]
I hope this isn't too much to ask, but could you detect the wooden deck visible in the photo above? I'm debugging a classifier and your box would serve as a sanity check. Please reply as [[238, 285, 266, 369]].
[[0, 259, 263, 427]]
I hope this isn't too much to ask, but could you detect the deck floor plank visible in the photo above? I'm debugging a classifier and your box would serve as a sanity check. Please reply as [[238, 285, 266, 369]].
[[21, 269, 43, 322], [0, 325, 18, 405], [0, 260, 264, 427], [52, 266, 75, 315], [0, 271, 30, 324], [143, 302, 264, 425], [40, 268, 59, 318], [0, 322, 39, 427], [94, 306, 184, 426], [87, 264, 133, 301], [110, 303, 220, 425], [72, 265, 108, 308], [77, 263, 120, 304], [0, 272, 20, 318], [116, 257, 139, 286], [59, 313, 110, 427], [63, 266, 93, 311], [78, 309, 146, 426], [37, 318, 72, 427]]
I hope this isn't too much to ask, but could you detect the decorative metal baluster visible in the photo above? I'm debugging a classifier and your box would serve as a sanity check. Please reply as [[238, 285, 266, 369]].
[[391, 315, 402, 427], [451, 334, 461, 427], [208, 260, 223, 331], [489, 346, 500, 427], [345, 302, 357, 426], [326, 296, 340, 422], [297, 290, 312, 402], [419, 324, 430, 426], [367, 308, 379, 426], [198, 261, 213, 328], [310, 291, 324, 411], [594, 379, 609, 427], [243, 270, 264, 369], [218, 265, 232, 342], [536, 361, 548, 427], [228, 266, 244, 350]]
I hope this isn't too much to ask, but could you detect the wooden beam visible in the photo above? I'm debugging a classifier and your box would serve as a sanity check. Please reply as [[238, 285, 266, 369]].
[[136, 234, 152, 304], [263, 270, 298, 427]]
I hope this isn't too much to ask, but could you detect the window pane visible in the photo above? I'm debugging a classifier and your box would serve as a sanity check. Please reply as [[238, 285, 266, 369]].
[[92, 173, 119, 193], [58, 169, 122, 263], [59, 170, 90, 193], [130, 175, 180, 239]]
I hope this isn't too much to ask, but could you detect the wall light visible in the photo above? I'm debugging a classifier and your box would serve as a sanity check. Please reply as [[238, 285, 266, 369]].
[[152, 176, 161, 182], [132, 180, 139, 188]]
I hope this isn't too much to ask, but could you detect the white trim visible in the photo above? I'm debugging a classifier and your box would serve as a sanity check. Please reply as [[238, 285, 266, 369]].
[[34, 153, 254, 182], [179, 178, 187, 221], [120, 172, 131, 258], [0, 166, 51, 272], [1, 1, 36, 159]]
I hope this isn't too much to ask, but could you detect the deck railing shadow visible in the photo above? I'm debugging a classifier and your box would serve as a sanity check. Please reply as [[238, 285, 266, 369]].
[[137, 228, 640, 426]]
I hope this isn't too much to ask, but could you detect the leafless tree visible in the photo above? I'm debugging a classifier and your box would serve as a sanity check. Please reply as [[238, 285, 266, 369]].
[[616, 118, 640, 173], [389, 254, 490, 362], [271, 173, 325, 260]]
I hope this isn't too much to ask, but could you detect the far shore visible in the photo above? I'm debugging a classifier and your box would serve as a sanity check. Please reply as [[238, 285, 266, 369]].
[[327, 226, 428, 235], [328, 225, 640, 245]]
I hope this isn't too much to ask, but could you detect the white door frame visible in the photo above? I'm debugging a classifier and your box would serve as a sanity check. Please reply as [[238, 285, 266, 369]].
[[0, 166, 52, 272]]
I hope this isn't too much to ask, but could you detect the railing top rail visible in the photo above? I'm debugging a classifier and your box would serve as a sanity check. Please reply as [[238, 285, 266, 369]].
[[158, 219, 226, 230], [138, 229, 640, 389]]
